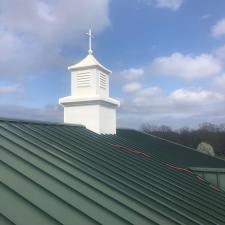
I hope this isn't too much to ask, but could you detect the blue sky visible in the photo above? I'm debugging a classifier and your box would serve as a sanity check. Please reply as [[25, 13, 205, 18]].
[[0, 0, 225, 129]]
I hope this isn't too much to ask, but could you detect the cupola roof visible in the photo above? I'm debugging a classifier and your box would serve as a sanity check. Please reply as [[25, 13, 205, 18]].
[[68, 29, 111, 74], [68, 53, 111, 74]]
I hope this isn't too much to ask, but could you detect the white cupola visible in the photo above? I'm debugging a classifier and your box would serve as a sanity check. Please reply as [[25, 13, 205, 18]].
[[59, 29, 120, 134]]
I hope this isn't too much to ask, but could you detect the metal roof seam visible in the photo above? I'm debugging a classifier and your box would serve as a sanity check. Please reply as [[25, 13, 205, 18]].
[[0, 132, 214, 225], [1, 120, 225, 225], [1, 122, 225, 214], [0, 127, 188, 224], [0, 128, 196, 224], [1, 145, 156, 225], [0, 181, 64, 225]]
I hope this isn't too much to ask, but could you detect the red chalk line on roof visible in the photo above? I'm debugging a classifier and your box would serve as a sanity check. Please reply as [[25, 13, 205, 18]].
[[111, 144, 150, 158], [111, 143, 221, 192]]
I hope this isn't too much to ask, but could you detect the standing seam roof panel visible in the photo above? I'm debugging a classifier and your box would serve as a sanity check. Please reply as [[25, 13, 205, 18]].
[[1, 119, 225, 225]]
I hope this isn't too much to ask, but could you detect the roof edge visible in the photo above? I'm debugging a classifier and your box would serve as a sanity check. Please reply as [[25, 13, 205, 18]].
[[190, 167, 225, 172]]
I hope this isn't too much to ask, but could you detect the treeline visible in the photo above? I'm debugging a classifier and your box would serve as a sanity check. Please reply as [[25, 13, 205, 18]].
[[141, 122, 225, 155]]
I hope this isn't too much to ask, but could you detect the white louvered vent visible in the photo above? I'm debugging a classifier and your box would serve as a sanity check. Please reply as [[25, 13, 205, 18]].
[[77, 72, 91, 87], [99, 72, 107, 89]]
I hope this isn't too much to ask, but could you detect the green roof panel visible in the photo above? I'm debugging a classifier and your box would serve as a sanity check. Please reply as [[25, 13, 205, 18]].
[[1, 119, 225, 225]]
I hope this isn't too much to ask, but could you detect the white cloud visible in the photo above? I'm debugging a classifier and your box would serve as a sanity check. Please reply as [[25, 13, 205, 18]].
[[122, 82, 142, 93], [0, 84, 22, 94], [119, 81, 225, 120], [118, 45, 225, 128], [201, 14, 211, 20], [214, 74, 225, 92], [118, 44, 225, 126], [139, 87, 161, 97], [0, 104, 63, 122], [119, 68, 144, 80], [146, 0, 183, 11], [169, 88, 224, 105], [0, 0, 110, 76], [37, 2, 55, 22], [214, 45, 225, 61], [149, 52, 222, 80], [212, 18, 225, 38], [133, 86, 162, 105]]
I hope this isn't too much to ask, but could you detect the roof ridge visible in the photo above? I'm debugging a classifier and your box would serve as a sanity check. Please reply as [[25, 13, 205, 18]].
[[118, 128, 199, 152], [0, 117, 85, 127]]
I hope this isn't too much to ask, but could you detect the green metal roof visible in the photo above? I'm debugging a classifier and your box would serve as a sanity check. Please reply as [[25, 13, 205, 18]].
[[116, 128, 225, 168], [1, 118, 225, 225]]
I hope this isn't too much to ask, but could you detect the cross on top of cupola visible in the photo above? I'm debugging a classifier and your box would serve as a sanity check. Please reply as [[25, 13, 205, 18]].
[[86, 29, 94, 55]]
